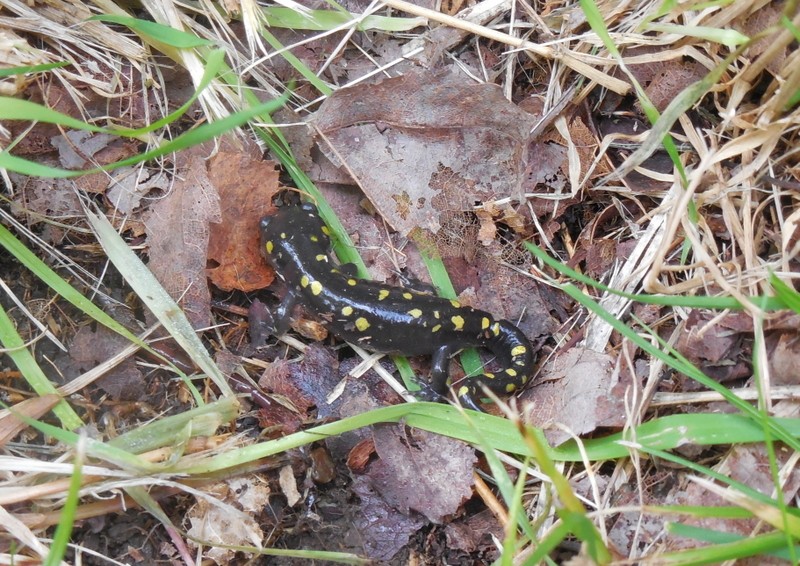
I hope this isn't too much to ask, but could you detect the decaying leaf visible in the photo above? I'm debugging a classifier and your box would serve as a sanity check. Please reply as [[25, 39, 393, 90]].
[[206, 147, 281, 292], [185, 477, 269, 564], [311, 69, 538, 236], [522, 347, 623, 446], [143, 144, 221, 329]]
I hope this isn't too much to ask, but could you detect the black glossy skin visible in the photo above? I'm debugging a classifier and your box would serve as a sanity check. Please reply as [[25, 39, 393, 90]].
[[259, 202, 535, 410]]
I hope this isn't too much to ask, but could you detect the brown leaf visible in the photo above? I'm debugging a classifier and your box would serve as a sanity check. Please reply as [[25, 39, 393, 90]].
[[351, 473, 426, 561], [522, 348, 622, 445], [444, 509, 503, 556], [206, 149, 281, 292], [68, 325, 145, 401], [311, 69, 537, 236], [368, 426, 476, 523], [675, 311, 752, 387], [143, 144, 221, 329], [767, 332, 800, 385]]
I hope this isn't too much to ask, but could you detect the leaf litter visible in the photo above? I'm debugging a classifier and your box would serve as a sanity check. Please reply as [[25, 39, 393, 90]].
[[1, 0, 800, 563]]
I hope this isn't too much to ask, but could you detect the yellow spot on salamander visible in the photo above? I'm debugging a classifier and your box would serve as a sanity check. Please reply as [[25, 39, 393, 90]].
[[505, 383, 517, 393], [432, 324, 442, 333], [403, 292, 413, 300], [485, 372, 495, 379], [515, 359, 527, 366], [450, 300, 461, 308], [347, 278, 357, 286], [315, 254, 328, 262], [265, 241, 274, 254], [355, 317, 370, 331], [481, 317, 490, 330], [491, 322, 501, 336], [378, 289, 390, 300], [310, 235, 319, 242], [433, 311, 440, 319], [321, 226, 331, 235], [511, 345, 527, 357], [457, 385, 469, 398], [505, 368, 517, 377], [300, 275, 310, 288], [310, 281, 323, 296], [341, 306, 353, 316], [451, 315, 465, 330], [280, 232, 286, 239], [408, 309, 423, 318]]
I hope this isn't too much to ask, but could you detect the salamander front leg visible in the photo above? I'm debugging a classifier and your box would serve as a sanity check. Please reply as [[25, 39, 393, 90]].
[[430, 343, 459, 394], [271, 291, 299, 336]]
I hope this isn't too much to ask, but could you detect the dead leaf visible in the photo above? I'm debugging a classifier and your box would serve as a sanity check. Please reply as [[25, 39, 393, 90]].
[[67, 325, 144, 401], [185, 477, 268, 564], [675, 311, 752, 387], [444, 509, 503, 557], [368, 426, 475, 523], [351, 473, 426, 561], [143, 144, 221, 329], [107, 167, 169, 215], [206, 149, 281, 292], [767, 332, 800, 385], [278, 465, 301, 507], [311, 69, 538, 236], [258, 344, 340, 414], [522, 348, 622, 445]]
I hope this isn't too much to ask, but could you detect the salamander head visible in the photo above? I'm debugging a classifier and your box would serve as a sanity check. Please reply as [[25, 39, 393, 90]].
[[259, 202, 332, 263]]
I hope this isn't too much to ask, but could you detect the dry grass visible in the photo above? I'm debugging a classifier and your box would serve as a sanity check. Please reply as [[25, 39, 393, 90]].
[[1, 0, 799, 563]]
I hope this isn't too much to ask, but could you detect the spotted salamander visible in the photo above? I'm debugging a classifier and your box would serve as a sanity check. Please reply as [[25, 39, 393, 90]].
[[259, 202, 535, 410]]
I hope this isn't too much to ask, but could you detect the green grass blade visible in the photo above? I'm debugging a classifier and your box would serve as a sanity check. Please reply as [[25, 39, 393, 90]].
[[0, 222, 186, 376], [520, 521, 571, 565], [660, 525, 798, 564], [525, 242, 785, 311], [259, 28, 333, 96], [466, 414, 538, 544], [0, 97, 107, 132], [769, 272, 800, 313], [109, 397, 239, 454], [1, 49, 227, 138], [0, 61, 70, 78], [43, 438, 84, 566], [555, 412, 800, 461], [645, 22, 749, 46], [3, 402, 166, 472], [0, 91, 289, 178], [0, 304, 82, 429], [82, 206, 234, 400], [579, 0, 688, 186], [89, 14, 214, 48]]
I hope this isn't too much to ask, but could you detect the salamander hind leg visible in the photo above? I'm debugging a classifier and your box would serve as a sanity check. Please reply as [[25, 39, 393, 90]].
[[459, 319, 535, 410], [456, 369, 529, 412]]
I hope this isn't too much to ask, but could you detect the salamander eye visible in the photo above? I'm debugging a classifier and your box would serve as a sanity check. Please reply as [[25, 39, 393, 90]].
[[301, 202, 317, 213]]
